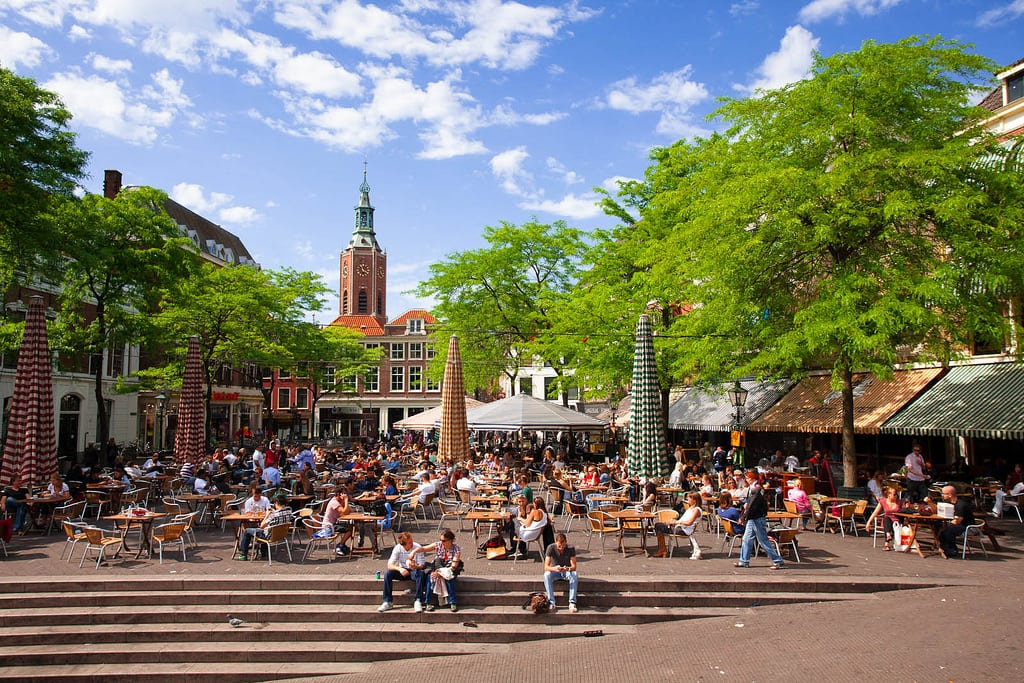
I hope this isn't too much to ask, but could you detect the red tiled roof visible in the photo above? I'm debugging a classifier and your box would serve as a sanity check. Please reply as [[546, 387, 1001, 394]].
[[978, 85, 1003, 112], [327, 315, 385, 336], [390, 309, 436, 325]]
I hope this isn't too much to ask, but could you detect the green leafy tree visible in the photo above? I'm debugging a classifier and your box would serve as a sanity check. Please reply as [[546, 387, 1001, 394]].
[[0, 68, 88, 288], [414, 220, 587, 404], [50, 187, 193, 448], [649, 37, 1023, 484], [144, 263, 334, 443], [286, 323, 382, 438]]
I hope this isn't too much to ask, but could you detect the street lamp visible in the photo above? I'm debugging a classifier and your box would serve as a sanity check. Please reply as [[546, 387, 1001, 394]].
[[155, 390, 168, 452], [727, 380, 748, 429]]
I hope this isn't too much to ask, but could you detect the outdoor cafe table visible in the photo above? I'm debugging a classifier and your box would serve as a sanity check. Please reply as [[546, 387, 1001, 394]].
[[472, 495, 507, 509], [24, 495, 70, 532], [465, 510, 505, 555], [220, 512, 263, 553], [88, 482, 128, 510], [895, 512, 949, 558], [104, 511, 166, 558], [177, 494, 228, 527], [338, 513, 384, 556], [767, 511, 802, 528], [606, 509, 656, 557]]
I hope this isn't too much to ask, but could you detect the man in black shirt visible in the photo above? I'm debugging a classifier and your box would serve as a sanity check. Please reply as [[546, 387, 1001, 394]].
[[938, 486, 975, 559]]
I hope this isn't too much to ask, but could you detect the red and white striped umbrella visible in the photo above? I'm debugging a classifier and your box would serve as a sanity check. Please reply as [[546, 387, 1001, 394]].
[[173, 335, 206, 466], [437, 336, 470, 464], [0, 295, 57, 487]]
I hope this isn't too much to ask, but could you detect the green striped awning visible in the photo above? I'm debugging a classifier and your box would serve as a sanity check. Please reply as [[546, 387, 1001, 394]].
[[881, 363, 1024, 440]]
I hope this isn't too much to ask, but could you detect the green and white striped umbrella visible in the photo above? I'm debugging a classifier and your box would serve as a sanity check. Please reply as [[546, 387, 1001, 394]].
[[627, 314, 668, 481]]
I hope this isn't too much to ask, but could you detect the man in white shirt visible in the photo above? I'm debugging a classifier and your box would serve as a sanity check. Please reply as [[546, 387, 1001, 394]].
[[252, 446, 265, 470], [242, 484, 272, 514], [415, 472, 437, 504], [377, 532, 428, 613], [456, 473, 478, 496], [904, 444, 929, 503]]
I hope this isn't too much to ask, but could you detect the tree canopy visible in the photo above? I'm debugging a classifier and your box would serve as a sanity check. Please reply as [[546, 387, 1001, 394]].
[[634, 36, 1023, 484], [0, 67, 88, 288]]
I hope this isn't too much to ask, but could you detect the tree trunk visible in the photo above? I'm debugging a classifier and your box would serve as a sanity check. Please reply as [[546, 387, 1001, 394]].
[[93, 303, 109, 449], [840, 366, 857, 488]]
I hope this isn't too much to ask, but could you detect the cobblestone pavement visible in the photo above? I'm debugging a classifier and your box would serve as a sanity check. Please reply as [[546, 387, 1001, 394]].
[[5, 512, 1022, 682]]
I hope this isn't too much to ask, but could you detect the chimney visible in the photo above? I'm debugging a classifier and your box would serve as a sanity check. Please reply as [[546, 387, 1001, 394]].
[[103, 169, 123, 199]]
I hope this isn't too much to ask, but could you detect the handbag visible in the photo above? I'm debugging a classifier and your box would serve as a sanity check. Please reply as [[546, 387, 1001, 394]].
[[485, 545, 507, 560]]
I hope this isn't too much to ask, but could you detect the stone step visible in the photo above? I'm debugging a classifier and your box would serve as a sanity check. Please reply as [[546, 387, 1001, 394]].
[[0, 588, 869, 610], [0, 603, 751, 628], [0, 662, 372, 683], [0, 641, 514, 666], [0, 620, 640, 646], [0, 575, 944, 595]]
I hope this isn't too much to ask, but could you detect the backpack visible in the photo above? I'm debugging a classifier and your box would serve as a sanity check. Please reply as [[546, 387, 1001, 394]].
[[522, 592, 550, 615]]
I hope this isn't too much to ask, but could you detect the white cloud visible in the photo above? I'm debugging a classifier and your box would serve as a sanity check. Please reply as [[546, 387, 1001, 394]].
[[67, 25, 92, 41], [736, 25, 819, 93], [89, 53, 133, 73], [43, 69, 193, 144], [546, 157, 583, 185], [0, 26, 52, 70], [272, 0, 598, 71], [521, 193, 602, 220], [798, 0, 902, 24], [602, 176, 638, 193], [170, 182, 261, 225], [490, 147, 532, 195], [605, 66, 710, 138], [730, 1, 760, 16], [977, 0, 1024, 27]]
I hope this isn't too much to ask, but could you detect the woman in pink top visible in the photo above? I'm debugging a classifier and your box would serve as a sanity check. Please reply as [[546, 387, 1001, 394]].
[[864, 486, 901, 551], [786, 479, 812, 529]]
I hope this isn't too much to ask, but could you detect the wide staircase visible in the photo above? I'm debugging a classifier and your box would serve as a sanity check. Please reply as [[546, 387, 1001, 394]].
[[0, 574, 945, 682]]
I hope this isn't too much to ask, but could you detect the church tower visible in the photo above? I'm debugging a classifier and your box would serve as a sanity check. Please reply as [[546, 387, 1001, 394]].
[[339, 167, 387, 325]]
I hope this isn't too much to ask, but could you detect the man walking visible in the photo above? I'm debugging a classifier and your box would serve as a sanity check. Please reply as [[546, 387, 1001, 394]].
[[735, 470, 785, 570]]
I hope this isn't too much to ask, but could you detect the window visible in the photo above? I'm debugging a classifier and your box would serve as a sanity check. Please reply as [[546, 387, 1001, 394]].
[[89, 353, 103, 376], [296, 387, 308, 409], [407, 318, 424, 334], [342, 290, 349, 314], [518, 377, 532, 395], [426, 376, 440, 392], [1009, 72, 1024, 104], [390, 343, 404, 360], [425, 343, 435, 359], [358, 289, 368, 313], [107, 343, 124, 377], [340, 373, 357, 392], [408, 366, 422, 391], [364, 368, 379, 392], [277, 387, 291, 409], [409, 342, 423, 359], [320, 367, 335, 392], [391, 366, 404, 392]]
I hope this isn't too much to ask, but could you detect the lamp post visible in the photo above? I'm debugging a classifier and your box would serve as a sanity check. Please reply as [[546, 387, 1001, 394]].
[[727, 380, 749, 430], [155, 390, 168, 452]]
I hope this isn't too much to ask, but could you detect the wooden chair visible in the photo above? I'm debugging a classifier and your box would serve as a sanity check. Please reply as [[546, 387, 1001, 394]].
[[83, 491, 110, 521], [823, 503, 858, 537], [770, 527, 801, 562], [301, 518, 340, 563], [60, 520, 89, 562], [562, 499, 587, 532], [151, 522, 188, 564], [435, 498, 469, 532], [48, 500, 86, 536], [719, 517, 742, 558], [171, 511, 200, 549], [585, 511, 618, 556], [79, 526, 124, 570], [252, 522, 292, 566]]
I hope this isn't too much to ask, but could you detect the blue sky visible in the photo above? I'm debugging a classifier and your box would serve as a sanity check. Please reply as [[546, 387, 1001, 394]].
[[2, 1, 1021, 319]]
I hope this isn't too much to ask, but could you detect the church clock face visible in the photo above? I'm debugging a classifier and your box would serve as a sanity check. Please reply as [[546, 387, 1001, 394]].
[[377, 266, 385, 279], [357, 263, 369, 277]]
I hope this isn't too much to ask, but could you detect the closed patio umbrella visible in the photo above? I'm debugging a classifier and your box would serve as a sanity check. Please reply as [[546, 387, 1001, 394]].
[[437, 336, 471, 464], [0, 295, 57, 487], [627, 314, 667, 481], [173, 336, 205, 466]]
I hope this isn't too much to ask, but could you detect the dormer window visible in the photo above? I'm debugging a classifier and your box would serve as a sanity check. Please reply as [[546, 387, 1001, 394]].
[[1008, 72, 1023, 105], [408, 318, 423, 334]]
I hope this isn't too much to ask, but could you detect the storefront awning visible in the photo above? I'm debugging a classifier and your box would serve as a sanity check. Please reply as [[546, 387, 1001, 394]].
[[668, 379, 794, 432], [881, 363, 1024, 440], [748, 368, 943, 434]]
